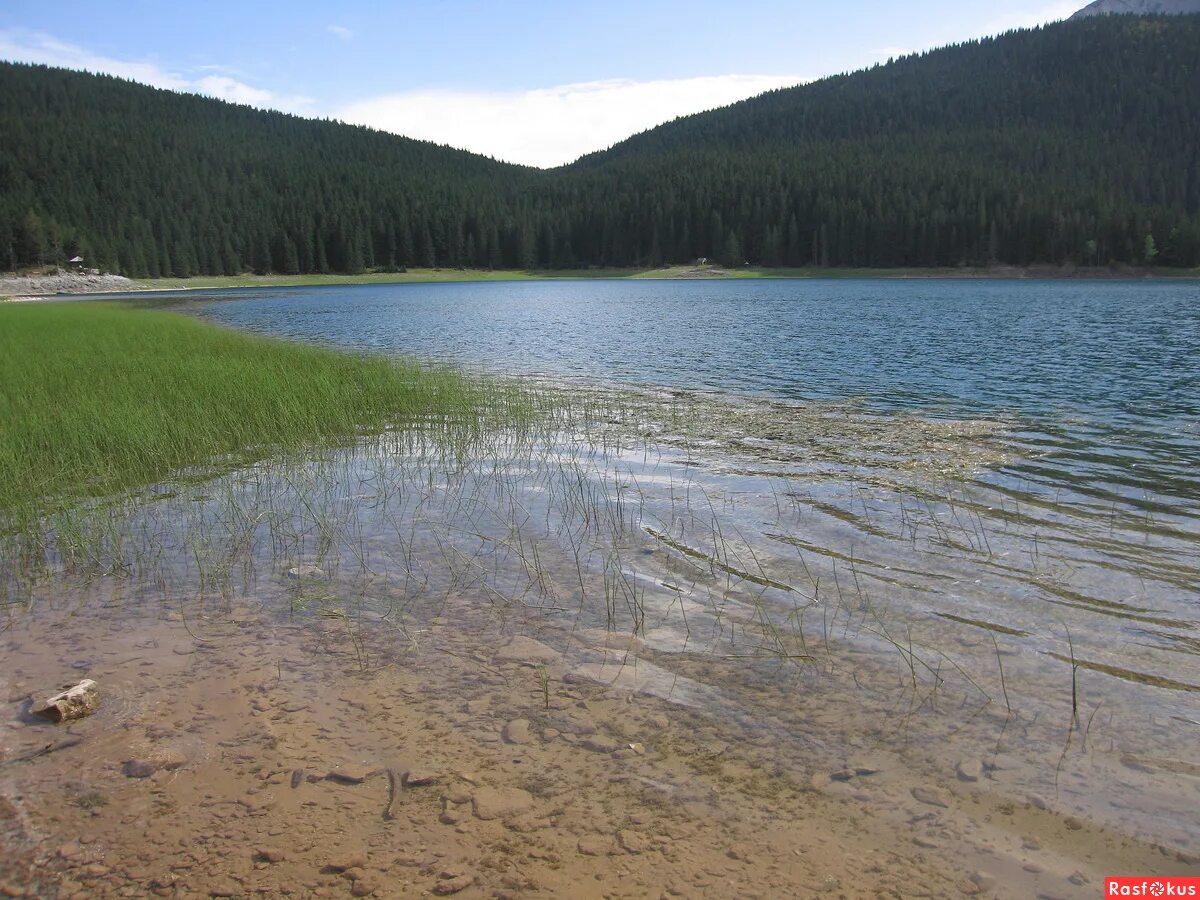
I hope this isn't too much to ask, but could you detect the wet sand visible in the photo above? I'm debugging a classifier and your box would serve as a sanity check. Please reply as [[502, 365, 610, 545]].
[[3, 582, 1196, 899]]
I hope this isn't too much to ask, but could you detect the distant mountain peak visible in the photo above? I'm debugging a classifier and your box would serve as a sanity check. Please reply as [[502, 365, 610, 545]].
[[1071, 0, 1200, 18]]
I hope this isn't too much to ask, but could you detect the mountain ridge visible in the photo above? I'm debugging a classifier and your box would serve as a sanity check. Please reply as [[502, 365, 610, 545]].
[[2, 15, 1198, 274]]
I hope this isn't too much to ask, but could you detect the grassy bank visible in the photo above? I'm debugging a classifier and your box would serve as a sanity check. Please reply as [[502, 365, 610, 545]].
[[0, 302, 523, 515]]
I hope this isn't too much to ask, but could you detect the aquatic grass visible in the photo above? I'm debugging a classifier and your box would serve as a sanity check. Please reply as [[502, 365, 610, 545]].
[[0, 302, 533, 517]]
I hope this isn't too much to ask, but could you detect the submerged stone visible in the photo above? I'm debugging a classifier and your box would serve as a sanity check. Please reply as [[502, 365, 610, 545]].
[[30, 679, 99, 723], [286, 564, 325, 579], [494, 636, 561, 666]]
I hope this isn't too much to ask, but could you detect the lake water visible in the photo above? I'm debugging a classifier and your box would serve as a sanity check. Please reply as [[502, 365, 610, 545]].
[[5, 277, 1197, 894], [193, 278, 1200, 420]]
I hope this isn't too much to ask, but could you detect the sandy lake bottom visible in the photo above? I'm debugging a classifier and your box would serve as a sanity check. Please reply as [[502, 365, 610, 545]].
[[1, 389, 1198, 898]]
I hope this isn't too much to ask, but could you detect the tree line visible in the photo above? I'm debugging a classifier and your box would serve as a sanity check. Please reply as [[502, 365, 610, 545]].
[[2, 15, 1198, 275]]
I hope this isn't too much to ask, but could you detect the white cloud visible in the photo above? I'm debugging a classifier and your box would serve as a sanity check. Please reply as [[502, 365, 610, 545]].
[[327, 25, 354, 41], [0, 28, 314, 114], [337, 73, 808, 168]]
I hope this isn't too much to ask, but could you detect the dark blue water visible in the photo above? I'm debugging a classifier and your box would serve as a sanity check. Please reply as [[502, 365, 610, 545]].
[[185, 278, 1200, 427]]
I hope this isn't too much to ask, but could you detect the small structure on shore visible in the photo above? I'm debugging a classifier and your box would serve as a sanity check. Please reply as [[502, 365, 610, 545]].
[[68, 255, 85, 271]]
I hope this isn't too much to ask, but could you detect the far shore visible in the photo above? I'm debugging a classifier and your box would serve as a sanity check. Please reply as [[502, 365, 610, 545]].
[[3, 262, 1199, 301]]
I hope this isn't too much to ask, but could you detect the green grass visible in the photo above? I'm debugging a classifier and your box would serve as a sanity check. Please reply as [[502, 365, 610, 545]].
[[0, 302, 523, 515]]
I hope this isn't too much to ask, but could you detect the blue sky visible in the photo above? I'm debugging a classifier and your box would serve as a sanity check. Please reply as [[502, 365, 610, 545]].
[[0, 0, 1081, 166]]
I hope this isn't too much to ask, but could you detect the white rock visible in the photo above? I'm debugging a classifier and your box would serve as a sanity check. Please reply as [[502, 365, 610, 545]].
[[286, 565, 325, 579], [31, 680, 99, 723]]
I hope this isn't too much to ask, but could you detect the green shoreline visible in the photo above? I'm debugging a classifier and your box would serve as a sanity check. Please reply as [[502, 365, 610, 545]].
[[0, 302, 527, 516]]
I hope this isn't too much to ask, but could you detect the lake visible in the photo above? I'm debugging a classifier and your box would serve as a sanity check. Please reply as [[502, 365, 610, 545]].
[[5, 277, 1198, 895]]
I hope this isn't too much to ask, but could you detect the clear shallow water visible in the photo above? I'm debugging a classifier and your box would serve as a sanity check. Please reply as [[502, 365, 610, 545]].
[[17, 277, 1197, 869], [185, 277, 1200, 520]]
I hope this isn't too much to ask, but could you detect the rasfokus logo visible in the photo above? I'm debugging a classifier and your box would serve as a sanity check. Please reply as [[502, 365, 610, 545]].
[[1106, 878, 1200, 897]]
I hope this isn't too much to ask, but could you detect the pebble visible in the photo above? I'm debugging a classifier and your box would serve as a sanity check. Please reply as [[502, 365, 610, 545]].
[[471, 786, 534, 821], [911, 786, 950, 808], [286, 565, 324, 579], [402, 769, 440, 787], [326, 853, 368, 872], [956, 760, 984, 782], [581, 736, 621, 754], [502, 719, 532, 745], [351, 879, 379, 897], [577, 836, 610, 856], [494, 636, 561, 666], [618, 829, 648, 854], [434, 874, 475, 895], [258, 848, 285, 863], [325, 767, 370, 785]]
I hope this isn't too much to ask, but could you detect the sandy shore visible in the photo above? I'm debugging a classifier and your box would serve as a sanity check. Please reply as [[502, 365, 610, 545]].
[[3, 580, 1195, 899]]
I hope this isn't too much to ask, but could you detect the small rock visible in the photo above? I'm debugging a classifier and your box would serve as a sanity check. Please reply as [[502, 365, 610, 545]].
[[342, 868, 366, 882], [494, 636, 561, 666], [258, 848, 285, 863], [617, 829, 648, 854], [351, 880, 379, 897], [970, 871, 997, 891], [0, 882, 25, 898], [31, 680, 100, 723], [581, 736, 621, 754], [325, 768, 370, 785], [326, 853, 368, 872], [121, 763, 156, 782], [402, 769, 440, 787], [956, 760, 984, 782], [577, 836, 610, 857], [286, 565, 324, 579], [502, 719, 532, 745], [471, 786, 533, 821], [911, 787, 949, 808], [434, 874, 475, 895], [1064, 816, 1084, 831]]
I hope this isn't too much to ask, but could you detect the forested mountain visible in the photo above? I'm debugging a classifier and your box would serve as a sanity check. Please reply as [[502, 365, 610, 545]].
[[2, 14, 1199, 274]]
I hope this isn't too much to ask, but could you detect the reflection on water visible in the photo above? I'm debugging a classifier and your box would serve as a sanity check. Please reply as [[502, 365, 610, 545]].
[[2, 385, 1198, 894]]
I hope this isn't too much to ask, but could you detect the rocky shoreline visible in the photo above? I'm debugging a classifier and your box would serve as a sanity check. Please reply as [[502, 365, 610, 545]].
[[0, 271, 133, 299]]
